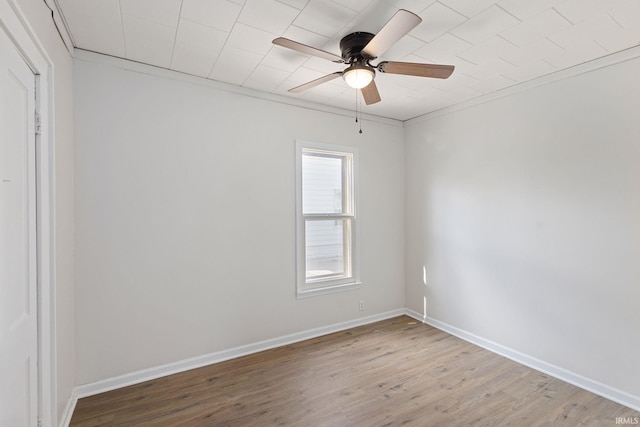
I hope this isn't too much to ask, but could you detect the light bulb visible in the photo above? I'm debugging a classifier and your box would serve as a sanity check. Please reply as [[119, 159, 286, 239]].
[[343, 65, 374, 89]]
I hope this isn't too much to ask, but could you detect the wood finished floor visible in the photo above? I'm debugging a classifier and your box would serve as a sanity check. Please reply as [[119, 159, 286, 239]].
[[70, 316, 638, 426]]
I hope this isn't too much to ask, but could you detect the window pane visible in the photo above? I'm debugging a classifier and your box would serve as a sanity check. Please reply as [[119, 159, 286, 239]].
[[305, 219, 349, 280], [302, 154, 343, 214]]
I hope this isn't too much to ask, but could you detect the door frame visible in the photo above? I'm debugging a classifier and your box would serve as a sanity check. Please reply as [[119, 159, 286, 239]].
[[0, 1, 56, 425]]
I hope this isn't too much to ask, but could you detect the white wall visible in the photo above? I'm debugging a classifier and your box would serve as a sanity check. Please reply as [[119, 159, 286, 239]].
[[8, 0, 76, 422], [405, 53, 640, 400], [73, 54, 405, 384], [72, 33, 639, 408]]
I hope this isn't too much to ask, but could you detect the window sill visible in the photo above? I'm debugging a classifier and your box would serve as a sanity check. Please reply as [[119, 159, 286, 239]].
[[296, 281, 362, 299]]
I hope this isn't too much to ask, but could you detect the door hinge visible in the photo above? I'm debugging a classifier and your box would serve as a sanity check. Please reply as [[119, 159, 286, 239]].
[[35, 111, 42, 135]]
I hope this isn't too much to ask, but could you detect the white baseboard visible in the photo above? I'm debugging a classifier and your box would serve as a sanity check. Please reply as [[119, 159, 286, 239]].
[[64, 307, 638, 426], [403, 308, 640, 412], [58, 390, 78, 427], [73, 309, 405, 400]]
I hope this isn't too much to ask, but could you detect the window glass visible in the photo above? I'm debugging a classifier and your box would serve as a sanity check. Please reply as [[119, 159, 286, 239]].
[[302, 154, 343, 214], [305, 219, 349, 280]]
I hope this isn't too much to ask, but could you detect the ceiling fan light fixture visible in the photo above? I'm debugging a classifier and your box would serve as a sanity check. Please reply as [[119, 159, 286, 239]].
[[343, 64, 375, 89]]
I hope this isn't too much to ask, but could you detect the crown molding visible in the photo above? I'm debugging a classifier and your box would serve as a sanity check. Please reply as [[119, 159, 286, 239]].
[[43, 0, 74, 54], [404, 43, 640, 128], [73, 49, 404, 128]]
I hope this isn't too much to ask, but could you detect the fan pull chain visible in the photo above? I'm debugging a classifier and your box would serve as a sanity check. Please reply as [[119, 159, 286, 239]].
[[355, 88, 358, 123], [358, 89, 363, 134], [353, 89, 364, 134]]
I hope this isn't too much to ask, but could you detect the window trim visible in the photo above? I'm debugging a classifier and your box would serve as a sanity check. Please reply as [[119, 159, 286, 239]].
[[295, 140, 361, 298]]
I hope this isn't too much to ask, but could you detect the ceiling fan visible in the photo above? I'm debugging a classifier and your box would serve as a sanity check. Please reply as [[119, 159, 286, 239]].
[[272, 9, 455, 106]]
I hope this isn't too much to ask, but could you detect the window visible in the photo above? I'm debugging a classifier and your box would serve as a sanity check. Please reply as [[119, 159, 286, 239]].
[[296, 141, 360, 297]]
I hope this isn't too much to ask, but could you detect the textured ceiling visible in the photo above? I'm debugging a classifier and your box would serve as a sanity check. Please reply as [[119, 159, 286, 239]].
[[55, 0, 640, 121]]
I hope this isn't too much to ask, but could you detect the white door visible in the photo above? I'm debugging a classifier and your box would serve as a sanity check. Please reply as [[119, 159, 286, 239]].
[[0, 27, 39, 427]]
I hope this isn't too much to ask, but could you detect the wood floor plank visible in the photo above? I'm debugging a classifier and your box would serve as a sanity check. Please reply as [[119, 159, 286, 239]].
[[70, 316, 638, 426]]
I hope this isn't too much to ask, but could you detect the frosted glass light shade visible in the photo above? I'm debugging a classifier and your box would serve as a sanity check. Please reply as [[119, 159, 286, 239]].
[[343, 66, 374, 89]]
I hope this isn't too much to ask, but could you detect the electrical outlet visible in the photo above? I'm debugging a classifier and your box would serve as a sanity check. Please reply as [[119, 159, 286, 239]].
[[359, 300, 365, 311]]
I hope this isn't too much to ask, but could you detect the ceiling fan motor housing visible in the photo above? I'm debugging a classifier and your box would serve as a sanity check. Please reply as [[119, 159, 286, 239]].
[[340, 32, 375, 61]]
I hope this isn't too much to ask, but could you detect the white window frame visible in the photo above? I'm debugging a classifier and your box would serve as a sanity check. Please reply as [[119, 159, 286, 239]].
[[296, 140, 361, 298]]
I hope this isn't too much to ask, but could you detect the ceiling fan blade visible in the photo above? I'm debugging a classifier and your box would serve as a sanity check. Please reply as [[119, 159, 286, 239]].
[[378, 61, 455, 79], [288, 72, 343, 93], [361, 80, 381, 105], [273, 37, 343, 63], [362, 9, 422, 59]]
